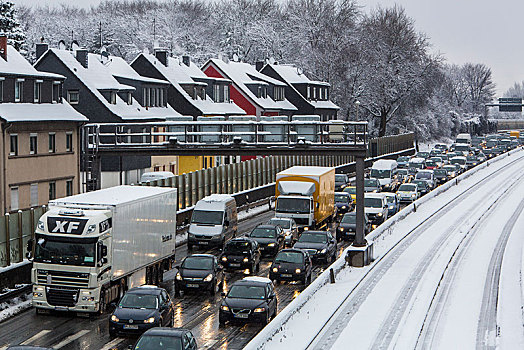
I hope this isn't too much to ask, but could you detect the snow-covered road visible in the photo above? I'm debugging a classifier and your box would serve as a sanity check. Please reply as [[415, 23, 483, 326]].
[[249, 149, 524, 350]]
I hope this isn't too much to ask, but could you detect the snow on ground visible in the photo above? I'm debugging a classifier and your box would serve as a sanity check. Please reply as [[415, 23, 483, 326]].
[[0, 295, 32, 323], [248, 149, 524, 350]]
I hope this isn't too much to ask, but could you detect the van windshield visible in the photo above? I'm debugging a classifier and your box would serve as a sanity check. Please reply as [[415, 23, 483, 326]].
[[370, 169, 391, 179], [191, 210, 223, 225], [364, 197, 383, 208]]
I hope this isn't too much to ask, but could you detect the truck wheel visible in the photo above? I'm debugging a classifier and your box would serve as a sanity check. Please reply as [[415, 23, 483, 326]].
[[99, 289, 107, 314]]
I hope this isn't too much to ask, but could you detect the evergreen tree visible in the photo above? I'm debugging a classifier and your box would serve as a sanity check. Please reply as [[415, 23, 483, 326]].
[[0, 1, 25, 51]]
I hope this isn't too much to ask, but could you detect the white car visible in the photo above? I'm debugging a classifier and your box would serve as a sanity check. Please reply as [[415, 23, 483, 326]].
[[415, 170, 436, 189], [396, 183, 419, 203], [364, 193, 388, 225]]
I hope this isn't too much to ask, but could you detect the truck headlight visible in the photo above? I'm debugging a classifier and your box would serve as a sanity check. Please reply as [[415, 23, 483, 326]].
[[111, 315, 119, 322], [176, 272, 182, 281], [33, 292, 43, 297], [144, 317, 156, 324], [339, 227, 344, 232], [87, 224, 97, 234], [253, 307, 266, 313], [304, 227, 309, 231], [203, 273, 213, 282], [411, 193, 416, 197]]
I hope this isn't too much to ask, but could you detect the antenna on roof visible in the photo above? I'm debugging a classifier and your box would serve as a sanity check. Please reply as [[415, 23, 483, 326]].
[[58, 40, 66, 50], [100, 46, 109, 64], [71, 40, 80, 53], [153, 18, 156, 43], [297, 67, 303, 75], [99, 21, 102, 53]]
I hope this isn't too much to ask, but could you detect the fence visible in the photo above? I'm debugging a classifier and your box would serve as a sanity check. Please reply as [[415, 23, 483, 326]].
[[0, 133, 414, 268]]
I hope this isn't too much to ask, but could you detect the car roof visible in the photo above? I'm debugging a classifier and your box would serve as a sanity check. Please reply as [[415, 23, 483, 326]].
[[279, 248, 307, 255], [186, 254, 215, 259], [383, 192, 396, 198], [303, 230, 329, 234], [365, 193, 386, 199], [127, 285, 164, 295], [142, 327, 189, 337], [254, 224, 278, 230], [228, 237, 253, 243], [233, 276, 272, 287], [335, 192, 350, 195]]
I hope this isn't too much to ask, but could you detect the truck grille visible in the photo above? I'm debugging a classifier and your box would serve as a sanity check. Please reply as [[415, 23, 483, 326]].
[[46, 286, 79, 307], [37, 270, 89, 288]]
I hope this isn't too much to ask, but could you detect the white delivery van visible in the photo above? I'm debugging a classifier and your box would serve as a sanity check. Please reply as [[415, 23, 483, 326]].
[[187, 194, 238, 249], [370, 159, 399, 191], [455, 133, 472, 145], [140, 171, 175, 183]]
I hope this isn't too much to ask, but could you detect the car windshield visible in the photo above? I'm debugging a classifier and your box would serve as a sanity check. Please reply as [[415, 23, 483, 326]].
[[298, 232, 328, 243], [398, 184, 416, 191], [275, 251, 304, 264], [344, 187, 356, 194], [364, 179, 379, 187], [335, 175, 347, 182], [425, 161, 436, 167], [225, 241, 251, 254], [416, 172, 431, 180], [409, 162, 424, 169], [335, 194, 350, 203], [397, 157, 409, 162], [397, 169, 408, 175], [182, 256, 213, 270], [434, 169, 447, 176], [416, 152, 429, 158], [385, 195, 396, 204], [276, 197, 310, 214], [250, 227, 277, 238], [134, 335, 182, 350], [467, 156, 477, 161], [268, 219, 290, 229], [227, 285, 266, 299], [370, 169, 391, 179], [451, 158, 466, 165], [191, 210, 223, 225], [34, 234, 96, 267], [413, 181, 427, 188], [364, 197, 383, 208], [341, 214, 356, 224], [119, 293, 158, 309]]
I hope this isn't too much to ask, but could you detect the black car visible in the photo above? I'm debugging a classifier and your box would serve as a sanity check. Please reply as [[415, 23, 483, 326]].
[[247, 224, 285, 257], [175, 254, 224, 296], [219, 277, 277, 325], [411, 179, 430, 196], [433, 168, 448, 185], [334, 192, 353, 218], [130, 327, 197, 350], [336, 212, 371, 241], [335, 174, 350, 191], [109, 286, 175, 337], [364, 178, 381, 193], [7, 347, 54, 350], [220, 237, 261, 274], [269, 249, 313, 284], [293, 230, 337, 264]]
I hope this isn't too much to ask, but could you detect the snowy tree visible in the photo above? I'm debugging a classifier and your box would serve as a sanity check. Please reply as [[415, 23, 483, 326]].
[[461, 63, 495, 114], [0, 1, 26, 51]]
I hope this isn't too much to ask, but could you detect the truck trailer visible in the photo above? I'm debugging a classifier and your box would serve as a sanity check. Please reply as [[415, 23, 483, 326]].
[[29, 185, 177, 314], [274, 166, 335, 230]]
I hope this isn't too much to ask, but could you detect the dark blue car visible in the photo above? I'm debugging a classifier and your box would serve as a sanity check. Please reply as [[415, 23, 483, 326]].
[[384, 192, 400, 216]]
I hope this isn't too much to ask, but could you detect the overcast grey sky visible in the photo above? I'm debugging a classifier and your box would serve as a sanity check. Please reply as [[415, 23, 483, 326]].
[[13, 0, 520, 96]]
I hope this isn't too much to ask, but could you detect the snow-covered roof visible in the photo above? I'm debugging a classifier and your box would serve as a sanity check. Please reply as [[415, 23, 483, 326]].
[[135, 54, 245, 116], [40, 49, 177, 121], [372, 159, 397, 170], [0, 102, 87, 122], [242, 276, 272, 284], [0, 45, 63, 79], [311, 100, 340, 110], [104, 55, 170, 85], [206, 59, 297, 112]]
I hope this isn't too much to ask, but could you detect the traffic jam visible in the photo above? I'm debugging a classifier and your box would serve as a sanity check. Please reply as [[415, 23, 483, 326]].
[[17, 131, 522, 350]]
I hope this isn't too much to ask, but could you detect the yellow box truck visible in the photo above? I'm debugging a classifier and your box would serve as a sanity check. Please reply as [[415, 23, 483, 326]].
[[510, 130, 520, 138], [275, 166, 335, 230]]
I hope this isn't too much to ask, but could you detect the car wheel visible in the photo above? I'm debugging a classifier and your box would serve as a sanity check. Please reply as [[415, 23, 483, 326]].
[[256, 262, 260, 273], [187, 244, 193, 251], [209, 279, 217, 296], [219, 316, 226, 327], [109, 329, 116, 338], [263, 311, 270, 325]]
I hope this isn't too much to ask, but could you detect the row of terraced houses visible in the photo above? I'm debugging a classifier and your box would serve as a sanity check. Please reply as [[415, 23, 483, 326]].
[[0, 37, 339, 213]]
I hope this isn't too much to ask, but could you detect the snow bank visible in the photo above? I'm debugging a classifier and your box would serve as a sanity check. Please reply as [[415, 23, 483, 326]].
[[246, 148, 523, 350]]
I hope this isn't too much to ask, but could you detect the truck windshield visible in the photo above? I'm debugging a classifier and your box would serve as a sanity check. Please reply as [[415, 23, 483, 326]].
[[191, 210, 223, 225], [34, 234, 96, 267], [370, 169, 391, 179], [341, 214, 356, 224], [276, 198, 310, 214]]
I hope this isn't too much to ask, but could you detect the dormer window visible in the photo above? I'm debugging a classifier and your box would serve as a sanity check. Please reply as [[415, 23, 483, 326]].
[[127, 92, 132, 105], [224, 85, 229, 102], [274, 86, 284, 101], [15, 79, 24, 102], [52, 81, 61, 103], [110, 91, 117, 104], [313, 87, 317, 100], [34, 80, 42, 103], [67, 90, 79, 104], [307, 86, 311, 100], [214, 84, 220, 102]]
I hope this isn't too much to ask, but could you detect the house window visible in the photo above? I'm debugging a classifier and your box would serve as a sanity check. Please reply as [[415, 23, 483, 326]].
[[15, 79, 23, 102], [163, 89, 167, 106], [157, 88, 161, 106], [313, 87, 316, 99], [52, 82, 60, 103], [0, 79, 4, 102], [110, 91, 117, 104], [10, 187, 18, 211], [30, 183, 38, 207], [48, 133, 56, 153], [151, 88, 156, 106], [66, 132, 73, 152], [224, 85, 229, 102], [159, 89, 164, 107], [30, 133, 37, 154], [67, 90, 79, 104], [325, 88, 329, 100], [200, 87, 206, 100], [127, 92, 132, 105], [142, 127, 147, 143], [307, 86, 311, 99], [34, 81, 42, 103], [9, 134, 17, 156], [66, 179, 73, 196], [192, 87, 197, 100], [214, 84, 220, 102], [48, 182, 56, 201]]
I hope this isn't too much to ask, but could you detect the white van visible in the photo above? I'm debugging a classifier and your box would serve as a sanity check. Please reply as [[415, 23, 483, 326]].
[[456, 133, 472, 145], [370, 159, 399, 191], [187, 194, 238, 249], [140, 171, 175, 183]]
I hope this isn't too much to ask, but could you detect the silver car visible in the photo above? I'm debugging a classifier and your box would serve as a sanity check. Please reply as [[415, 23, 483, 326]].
[[266, 217, 299, 247]]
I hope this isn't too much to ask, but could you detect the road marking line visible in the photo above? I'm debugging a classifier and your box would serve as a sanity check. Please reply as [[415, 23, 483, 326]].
[[100, 337, 125, 350], [20, 330, 52, 345], [51, 329, 90, 349]]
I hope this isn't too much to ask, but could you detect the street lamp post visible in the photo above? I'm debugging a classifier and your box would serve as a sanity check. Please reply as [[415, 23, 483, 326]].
[[355, 100, 361, 121]]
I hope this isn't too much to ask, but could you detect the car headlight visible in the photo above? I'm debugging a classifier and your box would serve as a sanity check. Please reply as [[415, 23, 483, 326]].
[[320, 248, 327, 254], [295, 268, 301, 274], [384, 184, 390, 187], [304, 227, 309, 231], [243, 257, 249, 263], [411, 193, 416, 197], [377, 213, 383, 217], [221, 305, 230, 312], [341, 206, 347, 210], [372, 190, 378, 193], [111, 315, 119, 322], [203, 273, 213, 282], [144, 317, 156, 324], [267, 243, 276, 247], [272, 267, 278, 273], [339, 227, 344, 231], [221, 256, 227, 262], [253, 307, 266, 313], [176, 272, 182, 281]]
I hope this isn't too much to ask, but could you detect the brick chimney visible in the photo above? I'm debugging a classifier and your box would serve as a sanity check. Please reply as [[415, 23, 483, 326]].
[[255, 60, 264, 71], [0, 35, 7, 61], [36, 43, 48, 61], [182, 55, 190, 67], [76, 48, 88, 68], [154, 48, 168, 67]]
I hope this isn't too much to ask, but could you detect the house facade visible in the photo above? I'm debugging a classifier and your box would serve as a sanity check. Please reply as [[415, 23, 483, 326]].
[[259, 63, 339, 121], [202, 59, 297, 118], [0, 40, 87, 213], [34, 43, 172, 189]]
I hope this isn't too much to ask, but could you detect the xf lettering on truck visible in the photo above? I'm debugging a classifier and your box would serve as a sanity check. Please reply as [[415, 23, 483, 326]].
[[47, 217, 88, 235], [162, 234, 173, 243]]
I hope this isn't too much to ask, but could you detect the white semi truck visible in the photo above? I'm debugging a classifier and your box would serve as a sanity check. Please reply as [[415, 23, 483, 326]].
[[29, 185, 177, 314]]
